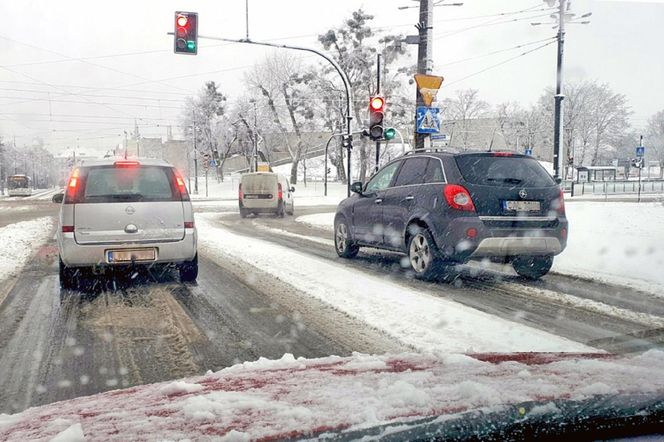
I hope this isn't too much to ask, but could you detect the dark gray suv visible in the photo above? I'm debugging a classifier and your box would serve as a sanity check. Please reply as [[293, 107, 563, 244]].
[[334, 151, 567, 280]]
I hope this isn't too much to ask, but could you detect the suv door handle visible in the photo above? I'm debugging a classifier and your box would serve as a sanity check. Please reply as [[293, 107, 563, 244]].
[[374, 198, 383, 204], [404, 195, 415, 201]]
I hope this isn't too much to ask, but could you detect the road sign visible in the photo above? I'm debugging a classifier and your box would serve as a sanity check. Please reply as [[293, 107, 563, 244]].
[[416, 107, 441, 134], [431, 134, 448, 141], [636, 146, 645, 157], [414, 74, 444, 107], [525, 148, 533, 156]]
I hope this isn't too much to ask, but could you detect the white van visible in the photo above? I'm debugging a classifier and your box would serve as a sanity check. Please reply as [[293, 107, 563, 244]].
[[239, 172, 294, 218]]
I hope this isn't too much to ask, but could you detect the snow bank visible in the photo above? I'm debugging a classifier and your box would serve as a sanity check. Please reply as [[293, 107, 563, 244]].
[[555, 201, 664, 291], [1, 351, 663, 441], [295, 212, 335, 231], [0, 217, 54, 282], [197, 214, 592, 353]]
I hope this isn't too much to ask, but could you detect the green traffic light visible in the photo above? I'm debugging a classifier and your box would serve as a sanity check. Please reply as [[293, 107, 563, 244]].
[[384, 128, 396, 140], [187, 41, 196, 50]]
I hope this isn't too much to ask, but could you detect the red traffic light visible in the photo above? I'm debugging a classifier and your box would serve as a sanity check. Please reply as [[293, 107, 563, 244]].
[[177, 15, 188, 27], [370, 96, 385, 111]]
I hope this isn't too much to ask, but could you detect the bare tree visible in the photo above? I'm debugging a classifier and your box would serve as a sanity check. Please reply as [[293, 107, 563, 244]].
[[646, 110, 664, 177], [442, 89, 490, 150]]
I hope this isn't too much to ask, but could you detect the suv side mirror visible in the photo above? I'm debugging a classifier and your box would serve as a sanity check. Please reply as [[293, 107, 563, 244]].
[[554, 177, 563, 185], [350, 181, 364, 194], [52, 193, 64, 204], [290, 187, 295, 193]]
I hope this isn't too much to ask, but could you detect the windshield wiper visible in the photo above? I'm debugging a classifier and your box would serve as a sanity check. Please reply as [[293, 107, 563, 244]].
[[89, 193, 144, 201], [487, 177, 523, 184]]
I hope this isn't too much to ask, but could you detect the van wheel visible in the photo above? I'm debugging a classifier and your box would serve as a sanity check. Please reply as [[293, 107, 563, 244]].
[[407, 226, 443, 280], [59, 258, 79, 290], [334, 217, 359, 258], [277, 202, 285, 218], [179, 254, 199, 282], [512, 255, 553, 280], [239, 208, 249, 218], [287, 201, 294, 216]]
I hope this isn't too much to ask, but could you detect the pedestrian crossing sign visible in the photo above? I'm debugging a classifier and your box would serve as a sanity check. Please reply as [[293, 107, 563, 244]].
[[416, 106, 441, 134]]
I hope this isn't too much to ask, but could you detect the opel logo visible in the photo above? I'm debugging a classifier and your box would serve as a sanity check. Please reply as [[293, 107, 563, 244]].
[[124, 224, 138, 233], [125, 206, 136, 215], [518, 189, 528, 199]]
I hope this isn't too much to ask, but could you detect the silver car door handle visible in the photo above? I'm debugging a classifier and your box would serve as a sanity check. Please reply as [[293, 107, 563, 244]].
[[404, 196, 415, 201], [375, 198, 383, 204]]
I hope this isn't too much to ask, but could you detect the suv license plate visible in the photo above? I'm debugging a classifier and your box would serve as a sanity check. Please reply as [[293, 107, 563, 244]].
[[503, 200, 541, 212], [107, 249, 156, 263]]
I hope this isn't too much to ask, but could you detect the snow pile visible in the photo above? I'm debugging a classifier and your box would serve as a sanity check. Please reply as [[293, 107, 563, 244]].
[[1, 351, 663, 441], [197, 214, 592, 353], [0, 217, 54, 282], [159, 380, 204, 397], [295, 212, 335, 231], [554, 201, 664, 291]]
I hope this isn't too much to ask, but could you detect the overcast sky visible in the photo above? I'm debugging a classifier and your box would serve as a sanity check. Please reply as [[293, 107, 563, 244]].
[[0, 0, 662, 155]]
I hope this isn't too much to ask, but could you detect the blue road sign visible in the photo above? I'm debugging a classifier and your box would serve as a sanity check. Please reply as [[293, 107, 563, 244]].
[[636, 146, 645, 157], [524, 148, 533, 156], [416, 107, 441, 134]]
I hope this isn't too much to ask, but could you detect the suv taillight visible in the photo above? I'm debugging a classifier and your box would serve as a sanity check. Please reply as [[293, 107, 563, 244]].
[[443, 184, 475, 212], [277, 183, 283, 201], [239, 183, 243, 200], [173, 171, 190, 200]]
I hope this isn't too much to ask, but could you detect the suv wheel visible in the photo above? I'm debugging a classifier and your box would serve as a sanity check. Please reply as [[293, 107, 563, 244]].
[[334, 217, 359, 258], [407, 227, 442, 280], [512, 255, 553, 280], [239, 207, 249, 218], [179, 254, 199, 282], [59, 258, 79, 290]]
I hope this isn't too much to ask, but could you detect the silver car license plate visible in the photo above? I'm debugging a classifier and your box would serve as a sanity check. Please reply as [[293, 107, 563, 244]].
[[503, 200, 541, 212], [107, 248, 156, 263]]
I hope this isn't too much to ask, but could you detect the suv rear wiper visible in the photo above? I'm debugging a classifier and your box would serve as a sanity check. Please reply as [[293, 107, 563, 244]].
[[89, 193, 145, 201], [487, 177, 523, 184]]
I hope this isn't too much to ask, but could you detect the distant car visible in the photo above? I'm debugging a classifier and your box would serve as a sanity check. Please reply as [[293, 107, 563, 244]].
[[54, 159, 198, 289], [239, 172, 295, 218], [334, 151, 567, 280]]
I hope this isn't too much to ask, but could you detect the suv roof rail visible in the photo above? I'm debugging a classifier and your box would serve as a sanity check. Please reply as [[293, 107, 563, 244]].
[[404, 148, 454, 155]]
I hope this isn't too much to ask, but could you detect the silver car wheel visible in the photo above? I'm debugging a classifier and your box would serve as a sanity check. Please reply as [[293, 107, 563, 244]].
[[336, 223, 348, 253], [409, 233, 432, 273]]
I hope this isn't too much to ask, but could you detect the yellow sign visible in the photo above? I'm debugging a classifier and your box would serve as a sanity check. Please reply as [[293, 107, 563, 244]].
[[414, 74, 444, 107], [257, 162, 271, 172]]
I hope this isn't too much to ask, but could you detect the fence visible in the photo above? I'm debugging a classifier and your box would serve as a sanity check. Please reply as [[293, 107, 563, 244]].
[[568, 180, 664, 197]]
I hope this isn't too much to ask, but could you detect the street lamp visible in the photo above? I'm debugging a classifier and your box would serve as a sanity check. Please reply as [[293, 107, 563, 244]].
[[532, 1, 591, 180]]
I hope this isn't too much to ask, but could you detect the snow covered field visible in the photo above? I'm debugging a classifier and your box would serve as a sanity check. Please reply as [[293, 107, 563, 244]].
[[294, 201, 664, 292], [197, 214, 593, 354]]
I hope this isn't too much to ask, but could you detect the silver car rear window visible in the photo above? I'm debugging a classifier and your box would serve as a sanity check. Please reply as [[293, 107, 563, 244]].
[[81, 166, 178, 203]]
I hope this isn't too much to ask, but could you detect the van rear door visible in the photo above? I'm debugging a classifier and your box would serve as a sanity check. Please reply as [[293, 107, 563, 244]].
[[72, 163, 185, 245]]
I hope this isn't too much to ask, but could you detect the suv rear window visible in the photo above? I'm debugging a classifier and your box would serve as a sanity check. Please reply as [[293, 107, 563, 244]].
[[81, 166, 178, 203], [454, 155, 555, 187]]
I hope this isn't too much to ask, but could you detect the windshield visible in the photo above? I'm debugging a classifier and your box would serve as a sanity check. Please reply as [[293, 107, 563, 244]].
[[0, 1, 663, 440]]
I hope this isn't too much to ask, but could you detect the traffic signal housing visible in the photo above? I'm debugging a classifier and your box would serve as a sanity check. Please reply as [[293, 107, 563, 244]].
[[368, 96, 385, 141], [174, 12, 198, 55]]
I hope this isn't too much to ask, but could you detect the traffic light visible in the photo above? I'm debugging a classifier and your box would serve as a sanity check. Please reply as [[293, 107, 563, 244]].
[[174, 12, 198, 55], [342, 134, 353, 150], [384, 127, 396, 141], [368, 95, 385, 141]]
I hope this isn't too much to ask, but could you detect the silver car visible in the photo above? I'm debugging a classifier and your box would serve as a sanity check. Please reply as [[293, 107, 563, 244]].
[[54, 158, 198, 289]]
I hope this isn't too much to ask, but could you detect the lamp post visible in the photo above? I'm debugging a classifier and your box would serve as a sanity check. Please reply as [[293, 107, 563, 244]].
[[532, 1, 591, 180]]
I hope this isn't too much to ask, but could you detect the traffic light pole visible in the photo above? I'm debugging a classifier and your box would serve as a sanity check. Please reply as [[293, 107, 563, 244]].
[[375, 54, 381, 173], [414, 0, 433, 151], [189, 34, 355, 196]]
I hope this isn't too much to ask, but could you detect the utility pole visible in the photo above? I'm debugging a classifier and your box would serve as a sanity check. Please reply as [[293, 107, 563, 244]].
[[414, 0, 433, 150], [552, 0, 566, 181], [192, 109, 199, 194], [375, 53, 381, 172], [252, 99, 258, 172]]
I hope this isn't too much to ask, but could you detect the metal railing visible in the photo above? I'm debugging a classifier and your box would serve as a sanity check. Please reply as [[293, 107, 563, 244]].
[[568, 180, 664, 197]]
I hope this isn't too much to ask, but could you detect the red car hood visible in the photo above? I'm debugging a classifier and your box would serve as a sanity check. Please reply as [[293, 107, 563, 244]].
[[1, 351, 663, 441]]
